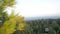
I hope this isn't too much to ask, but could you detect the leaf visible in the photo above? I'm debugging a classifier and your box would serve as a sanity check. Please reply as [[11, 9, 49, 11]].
[[3, 0, 15, 6]]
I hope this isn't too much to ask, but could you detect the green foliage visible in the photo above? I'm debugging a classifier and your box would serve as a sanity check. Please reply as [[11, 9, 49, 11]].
[[0, 10, 26, 34], [0, 11, 8, 27], [2, 11, 8, 22], [0, 0, 27, 34], [2, 0, 15, 7], [0, 0, 15, 28], [25, 19, 60, 34]]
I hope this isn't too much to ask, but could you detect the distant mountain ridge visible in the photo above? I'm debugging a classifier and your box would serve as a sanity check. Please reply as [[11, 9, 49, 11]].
[[24, 16, 60, 21]]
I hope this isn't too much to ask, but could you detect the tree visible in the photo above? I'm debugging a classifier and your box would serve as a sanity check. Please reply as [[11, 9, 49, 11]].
[[0, 0, 27, 34], [0, 0, 15, 27]]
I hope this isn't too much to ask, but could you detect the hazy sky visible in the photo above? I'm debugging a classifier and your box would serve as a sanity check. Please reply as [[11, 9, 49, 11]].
[[7, 0, 60, 17]]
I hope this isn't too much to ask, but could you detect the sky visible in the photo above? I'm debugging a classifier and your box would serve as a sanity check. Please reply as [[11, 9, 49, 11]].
[[7, 0, 60, 17]]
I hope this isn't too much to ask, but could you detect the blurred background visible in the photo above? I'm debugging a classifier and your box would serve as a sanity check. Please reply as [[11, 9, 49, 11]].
[[0, 0, 60, 34]]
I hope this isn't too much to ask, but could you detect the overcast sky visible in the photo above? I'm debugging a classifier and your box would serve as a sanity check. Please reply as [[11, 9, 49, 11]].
[[7, 0, 60, 17]]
